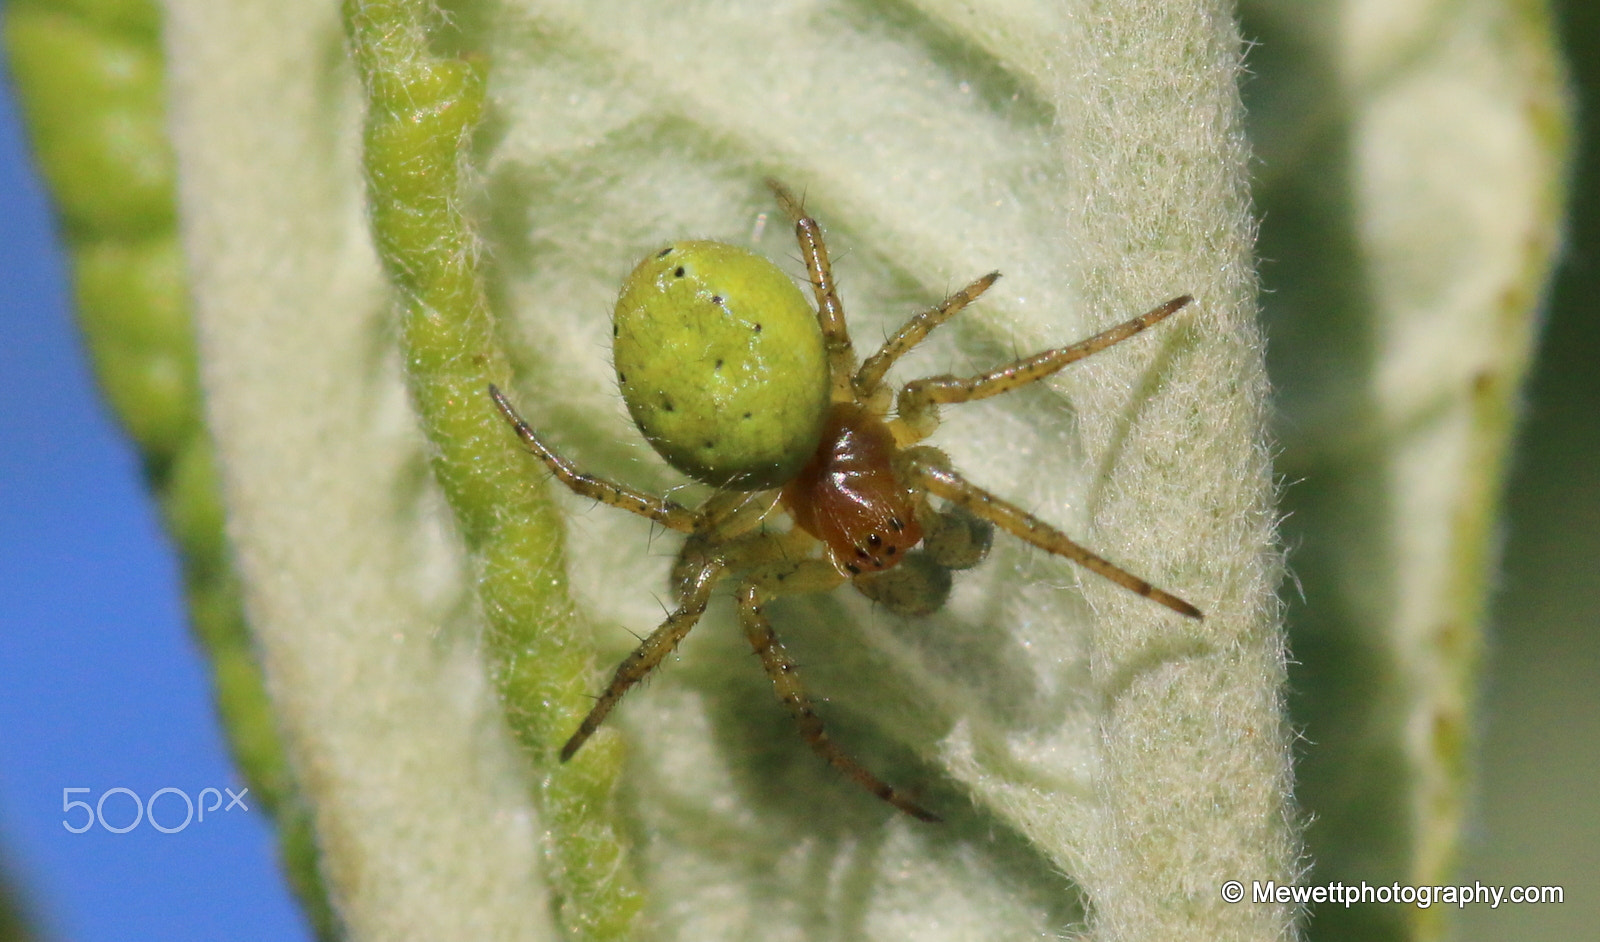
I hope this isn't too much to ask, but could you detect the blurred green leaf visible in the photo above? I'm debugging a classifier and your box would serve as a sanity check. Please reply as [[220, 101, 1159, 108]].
[[1243, 1, 1568, 939]]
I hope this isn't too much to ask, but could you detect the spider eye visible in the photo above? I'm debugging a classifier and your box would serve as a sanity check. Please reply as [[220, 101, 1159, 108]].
[[826, 511, 918, 573]]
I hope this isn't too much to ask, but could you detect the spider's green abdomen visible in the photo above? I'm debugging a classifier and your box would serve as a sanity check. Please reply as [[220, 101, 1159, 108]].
[[613, 240, 830, 489]]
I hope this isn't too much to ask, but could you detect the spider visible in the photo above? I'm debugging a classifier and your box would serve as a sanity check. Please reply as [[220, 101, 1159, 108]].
[[489, 181, 1200, 822]]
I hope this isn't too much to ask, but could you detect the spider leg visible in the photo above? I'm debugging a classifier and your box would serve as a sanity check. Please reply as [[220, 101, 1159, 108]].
[[490, 384, 699, 533], [670, 521, 816, 607], [766, 179, 856, 400], [905, 454, 1203, 620], [854, 272, 1000, 401], [893, 295, 1192, 441], [735, 574, 941, 822], [694, 488, 783, 540], [560, 558, 727, 761]]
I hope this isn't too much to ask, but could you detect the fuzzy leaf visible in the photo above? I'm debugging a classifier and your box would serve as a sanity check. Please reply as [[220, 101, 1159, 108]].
[[139, 0, 1464, 937], [1244, 1, 1568, 940]]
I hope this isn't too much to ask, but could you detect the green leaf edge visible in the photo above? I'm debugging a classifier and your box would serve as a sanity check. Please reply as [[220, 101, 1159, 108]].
[[1407, 4, 1572, 939], [341, 2, 643, 938]]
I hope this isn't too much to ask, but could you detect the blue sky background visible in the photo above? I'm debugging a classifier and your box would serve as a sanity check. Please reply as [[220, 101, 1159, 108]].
[[0, 55, 312, 942]]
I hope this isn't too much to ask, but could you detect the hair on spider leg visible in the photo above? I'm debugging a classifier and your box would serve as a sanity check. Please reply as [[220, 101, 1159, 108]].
[[621, 619, 652, 645]]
